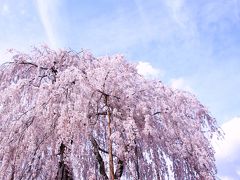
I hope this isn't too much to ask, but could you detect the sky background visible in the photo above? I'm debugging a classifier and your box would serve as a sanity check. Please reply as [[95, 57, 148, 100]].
[[0, 0, 240, 179]]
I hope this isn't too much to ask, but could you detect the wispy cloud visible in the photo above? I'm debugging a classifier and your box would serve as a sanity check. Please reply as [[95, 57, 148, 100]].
[[70, 0, 198, 55], [165, 0, 187, 27], [163, 0, 197, 39], [35, 0, 58, 48]]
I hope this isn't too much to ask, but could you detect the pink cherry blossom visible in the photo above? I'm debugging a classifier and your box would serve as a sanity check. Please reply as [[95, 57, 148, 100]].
[[0, 46, 221, 180]]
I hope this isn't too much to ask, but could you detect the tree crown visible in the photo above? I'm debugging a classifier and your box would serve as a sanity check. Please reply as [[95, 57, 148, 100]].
[[0, 46, 221, 179]]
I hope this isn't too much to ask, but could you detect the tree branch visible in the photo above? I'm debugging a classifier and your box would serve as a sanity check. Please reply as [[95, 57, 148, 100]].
[[98, 147, 118, 158]]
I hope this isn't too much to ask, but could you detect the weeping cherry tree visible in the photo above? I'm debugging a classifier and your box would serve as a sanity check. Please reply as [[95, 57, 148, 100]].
[[0, 46, 221, 180]]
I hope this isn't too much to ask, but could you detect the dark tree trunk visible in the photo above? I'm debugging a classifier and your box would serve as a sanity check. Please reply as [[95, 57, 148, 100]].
[[90, 135, 109, 179], [114, 159, 124, 179], [56, 143, 73, 180], [134, 142, 140, 179]]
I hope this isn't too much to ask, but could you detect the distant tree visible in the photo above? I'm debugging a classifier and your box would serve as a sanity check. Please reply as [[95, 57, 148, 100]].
[[0, 46, 221, 180]]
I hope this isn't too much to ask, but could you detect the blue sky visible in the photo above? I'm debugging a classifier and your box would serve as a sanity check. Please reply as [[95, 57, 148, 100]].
[[1, 0, 240, 179]]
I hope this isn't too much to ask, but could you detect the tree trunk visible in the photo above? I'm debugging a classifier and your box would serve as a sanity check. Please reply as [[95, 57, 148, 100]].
[[56, 143, 73, 180], [114, 159, 124, 179], [106, 96, 115, 180], [134, 146, 140, 179], [90, 135, 108, 179]]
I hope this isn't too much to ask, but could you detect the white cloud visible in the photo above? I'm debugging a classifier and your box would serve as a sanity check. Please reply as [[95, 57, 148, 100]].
[[136, 61, 162, 78], [213, 117, 240, 179], [214, 117, 240, 160], [169, 78, 193, 92], [35, 0, 58, 48]]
